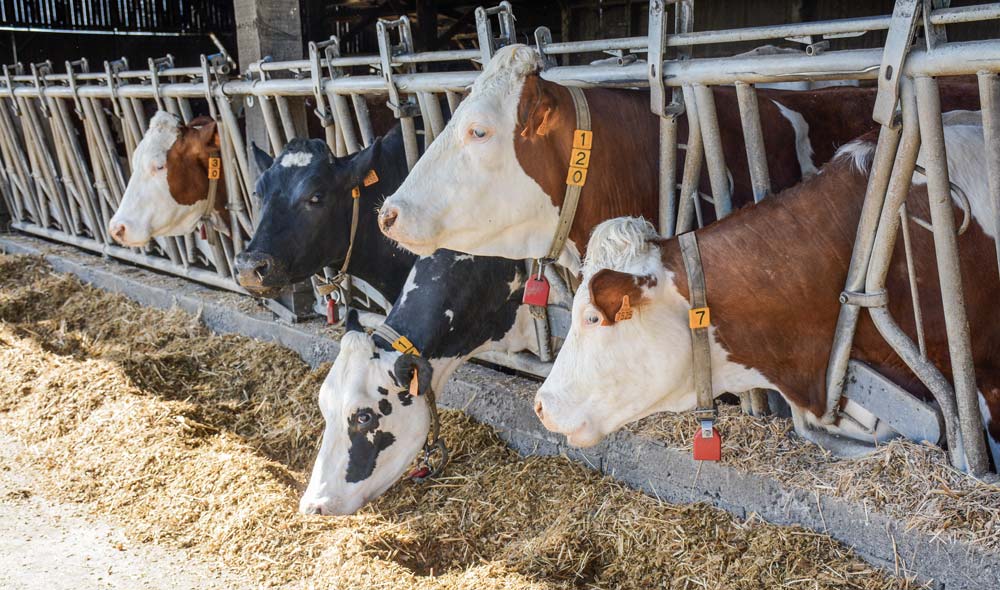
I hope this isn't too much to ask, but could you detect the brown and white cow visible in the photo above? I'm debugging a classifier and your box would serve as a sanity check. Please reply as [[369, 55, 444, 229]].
[[534, 111, 1000, 469], [378, 44, 978, 272], [108, 111, 227, 246]]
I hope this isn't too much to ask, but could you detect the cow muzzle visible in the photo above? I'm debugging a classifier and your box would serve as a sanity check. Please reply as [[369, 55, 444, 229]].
[[534, 389, 603, 448], [234, 250, 285, 298], [107, 218, 150, 248]]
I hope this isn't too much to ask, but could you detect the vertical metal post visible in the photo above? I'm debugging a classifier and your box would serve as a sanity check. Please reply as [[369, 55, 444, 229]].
[[735, 82, 771, 203], [978, 71, 1000, 280], [914, 75, 990, 475], [693, 84, 732, 220], [675, 85, 704, 235]]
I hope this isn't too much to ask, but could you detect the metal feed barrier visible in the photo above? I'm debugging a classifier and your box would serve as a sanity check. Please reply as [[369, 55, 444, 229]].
[[1, 1, 999, 473]]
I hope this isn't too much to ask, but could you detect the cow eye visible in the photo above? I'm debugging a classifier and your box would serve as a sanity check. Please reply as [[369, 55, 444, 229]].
[[584, 312, 601, 326], [356, 410, 373, 426], [308, 194, 322, 205], [469, 126, 489, 140]]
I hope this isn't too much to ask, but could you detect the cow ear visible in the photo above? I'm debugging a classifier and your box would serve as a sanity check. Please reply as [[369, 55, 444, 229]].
[[517, 76, 559, 138], [341, 135, 383, 185], [251, 142, 274, 171], [587, 269, 655, 326], [393, 354, 433, 397], [345, 309, 364, 333], [193, 119, 219, 148]]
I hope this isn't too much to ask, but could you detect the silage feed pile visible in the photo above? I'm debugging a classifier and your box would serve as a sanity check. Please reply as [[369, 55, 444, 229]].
[[0, 254, 931, 589]]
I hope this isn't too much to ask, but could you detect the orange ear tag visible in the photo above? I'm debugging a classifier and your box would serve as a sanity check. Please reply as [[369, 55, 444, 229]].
[[207, 156, 221, 180], [351, 186, 360, 199], [614, 295, 633, 322], [363, 169, 379, 186], [409, 367, 420, 397]]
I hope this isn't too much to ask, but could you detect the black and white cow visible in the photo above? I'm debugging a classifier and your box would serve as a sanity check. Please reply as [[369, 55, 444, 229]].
[[234, 125, 416, 301], [299, 251, 550, 515]]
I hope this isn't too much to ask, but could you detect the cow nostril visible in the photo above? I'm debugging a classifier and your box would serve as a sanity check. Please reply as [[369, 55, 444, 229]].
[[379, 207, 399, 231], [110, 223, 126, 242], [253, 259, 271, 280], [534, 400, 544, 420], [309, 505, 323, 515]]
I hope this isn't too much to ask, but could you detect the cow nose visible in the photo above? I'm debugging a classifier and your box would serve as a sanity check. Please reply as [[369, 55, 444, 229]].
[[109, 221, 127, 244], [379, 205, 399, 232], [300, 502, 326, 516], [234, 251, 274, 287], [534, 399, 545, 421]]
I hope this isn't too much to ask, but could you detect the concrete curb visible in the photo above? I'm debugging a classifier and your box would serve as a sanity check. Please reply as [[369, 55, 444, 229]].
[[3, 232, 997, 590]]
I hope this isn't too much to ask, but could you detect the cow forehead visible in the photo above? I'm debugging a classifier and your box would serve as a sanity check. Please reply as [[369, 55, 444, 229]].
[[133, 117, 180, 167], [469, 44, 540, 99]]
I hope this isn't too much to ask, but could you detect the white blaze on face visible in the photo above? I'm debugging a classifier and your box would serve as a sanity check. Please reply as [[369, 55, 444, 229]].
[[108, 112, 209, 247], [300, 332, 430, 516], [280, 151, 313, 168], [379, 44, 562, 262]]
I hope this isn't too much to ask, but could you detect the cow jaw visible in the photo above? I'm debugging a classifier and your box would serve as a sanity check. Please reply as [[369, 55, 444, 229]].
[[300, 332, 430, 516], [379, 46, 562, 262]]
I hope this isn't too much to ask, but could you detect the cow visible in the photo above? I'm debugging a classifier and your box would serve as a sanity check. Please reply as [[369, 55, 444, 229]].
[[299, 251, 548, 515], [377, 44, 979, 272], [108, 112, 226, 247], [532, 111, 1000, 471], [234, 126, 416, 301]]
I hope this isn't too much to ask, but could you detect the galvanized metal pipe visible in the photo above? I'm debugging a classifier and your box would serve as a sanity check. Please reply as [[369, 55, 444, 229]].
[[675, 85, 704, 235], [735, 82, 771, 202], [914, 75, 990, 475], [658, 115, 679, 236], [692, 84, 732, 219], [978, 71, 1000, 280], [824, 121, 902, 424]]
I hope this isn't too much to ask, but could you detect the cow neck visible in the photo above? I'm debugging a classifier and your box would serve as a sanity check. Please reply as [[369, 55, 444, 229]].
[[374, 255, 525, 359], [662, 159, 872, 418], [514, 78, 660, 260], [337, 142, 414, 301]]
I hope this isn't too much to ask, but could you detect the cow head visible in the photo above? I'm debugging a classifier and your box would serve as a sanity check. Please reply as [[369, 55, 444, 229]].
[[378, 44, 564, 261], [301, 312, 432, 516], [534, 218, 700, 447], [109, 112, 223, 247], [235, 136, 383, 298]]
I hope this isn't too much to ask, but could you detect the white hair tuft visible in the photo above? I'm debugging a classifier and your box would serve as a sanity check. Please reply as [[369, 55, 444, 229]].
[[583, 216, 661, 276]]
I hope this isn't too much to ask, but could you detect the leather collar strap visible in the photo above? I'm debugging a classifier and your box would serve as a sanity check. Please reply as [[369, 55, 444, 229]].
[[314, 172, 374, 302], [543, 86, 592, 263], [679, 231, 715, 420], [371, 322, 449, 482], [373, 323, 420, 357]]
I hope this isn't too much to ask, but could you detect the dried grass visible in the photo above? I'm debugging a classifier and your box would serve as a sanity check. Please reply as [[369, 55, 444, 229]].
[[0, 254, 928, 589]]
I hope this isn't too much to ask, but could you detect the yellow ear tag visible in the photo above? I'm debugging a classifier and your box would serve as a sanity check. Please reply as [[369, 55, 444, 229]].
[[689, 307, 710, 329], [351, 186, 360, 199], [363, 169, 379, 186], [409, 367, 420, 397], [614, 295, 633, 322], [207, 156, 221, 180]]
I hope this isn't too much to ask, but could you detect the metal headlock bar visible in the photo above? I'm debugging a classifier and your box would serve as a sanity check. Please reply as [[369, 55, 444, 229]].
[[0, 2, 999, 470]]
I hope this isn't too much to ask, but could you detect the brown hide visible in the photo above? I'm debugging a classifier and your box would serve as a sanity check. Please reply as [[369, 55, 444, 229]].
[[513, 78, 980, 255], [652, 149, 1000, 426], [165, 117, 229, 221]]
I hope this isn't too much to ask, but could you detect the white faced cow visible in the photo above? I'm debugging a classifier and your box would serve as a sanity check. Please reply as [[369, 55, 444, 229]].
[[535, 112, 1000, 468], [378, 45, 980, 273], [108, 112, 225, 247], [300, 251, 546, 515]]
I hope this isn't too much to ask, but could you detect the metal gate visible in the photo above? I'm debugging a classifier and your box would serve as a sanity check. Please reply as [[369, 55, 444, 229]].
[[1, 1, 999, 474]]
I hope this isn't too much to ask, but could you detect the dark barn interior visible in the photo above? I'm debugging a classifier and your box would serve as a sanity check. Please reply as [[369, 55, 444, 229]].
[[2, 1, 997, 71]]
